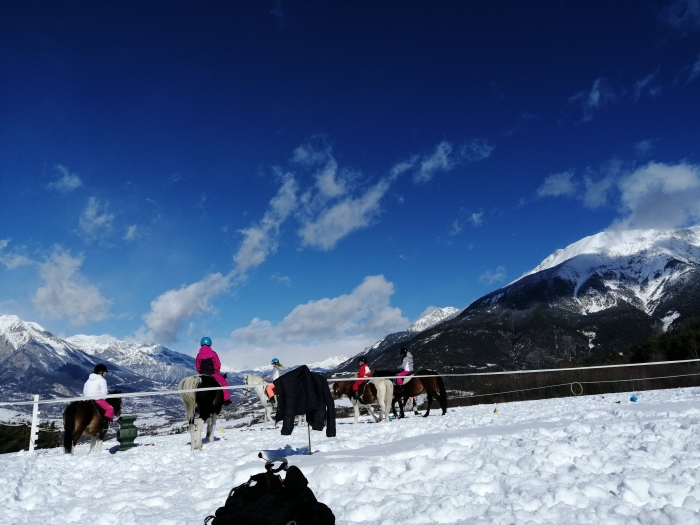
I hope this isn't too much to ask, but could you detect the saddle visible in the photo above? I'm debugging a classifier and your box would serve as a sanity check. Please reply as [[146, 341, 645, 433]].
[[92, 401, 111, 429]]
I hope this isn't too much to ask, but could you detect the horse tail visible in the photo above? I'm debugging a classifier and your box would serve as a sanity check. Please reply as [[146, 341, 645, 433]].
[[178, 375, 202, 423], [63, 402, 77, 453], [436, 373, 448, 414]]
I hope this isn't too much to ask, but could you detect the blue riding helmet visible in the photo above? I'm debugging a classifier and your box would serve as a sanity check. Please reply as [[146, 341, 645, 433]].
[[200, 337, 212, 347], [271, 358, 280, 364]]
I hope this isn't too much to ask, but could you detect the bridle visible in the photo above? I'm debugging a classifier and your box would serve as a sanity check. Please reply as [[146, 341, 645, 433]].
[[242, 375, 251, 397]]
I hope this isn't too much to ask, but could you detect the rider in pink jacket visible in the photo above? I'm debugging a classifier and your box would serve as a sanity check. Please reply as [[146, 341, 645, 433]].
[[196, 337, 231, 405]]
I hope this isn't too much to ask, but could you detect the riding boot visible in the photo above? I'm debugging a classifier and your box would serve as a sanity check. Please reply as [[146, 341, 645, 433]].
[[223, 399, 232, 406]]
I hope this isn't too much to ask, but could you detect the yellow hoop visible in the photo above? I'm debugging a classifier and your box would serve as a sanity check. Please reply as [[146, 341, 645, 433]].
[[570, 382, 583, 396]]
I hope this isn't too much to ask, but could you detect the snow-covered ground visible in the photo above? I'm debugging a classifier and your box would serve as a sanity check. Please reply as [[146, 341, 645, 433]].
[[2, 387, 700, 525]]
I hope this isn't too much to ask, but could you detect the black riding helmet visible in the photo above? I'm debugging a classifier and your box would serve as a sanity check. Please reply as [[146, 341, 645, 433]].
[[399, 348, 408, 357], [358, 356, 367, 365], [93, 363, 108, 374]]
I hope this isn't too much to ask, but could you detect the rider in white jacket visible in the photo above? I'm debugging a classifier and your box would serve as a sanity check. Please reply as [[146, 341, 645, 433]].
[[83, 364, 114, 425]]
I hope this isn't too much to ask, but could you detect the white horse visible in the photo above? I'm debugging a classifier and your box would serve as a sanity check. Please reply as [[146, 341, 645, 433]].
[[242, 374, 306, 430], [178, 375, 221, 450], [333, 378, 394, 424]]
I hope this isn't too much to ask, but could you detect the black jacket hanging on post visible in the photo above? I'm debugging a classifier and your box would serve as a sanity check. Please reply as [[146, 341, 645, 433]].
[[273, 365, 336, 437]]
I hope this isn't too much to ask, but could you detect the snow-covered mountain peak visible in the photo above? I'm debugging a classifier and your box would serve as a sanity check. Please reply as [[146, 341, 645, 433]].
[[408, 307, 461, 333], [0, 314, 69, 353], [526, 226, 700, 277], [66, 334, 120, 352]]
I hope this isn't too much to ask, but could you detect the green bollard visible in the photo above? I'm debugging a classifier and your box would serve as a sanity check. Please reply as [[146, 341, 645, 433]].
[[117, 415, 138, 451]]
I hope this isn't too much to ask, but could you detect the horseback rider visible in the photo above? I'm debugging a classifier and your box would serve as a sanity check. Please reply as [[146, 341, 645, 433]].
[[265, 358, 285, 405], [83, 364, 114, 429], [196, 337, 232, 406], [396, 348, 413, 386], [352, 356, 371, 400]]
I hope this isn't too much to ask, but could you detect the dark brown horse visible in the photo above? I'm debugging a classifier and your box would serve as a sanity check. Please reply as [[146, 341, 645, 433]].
[[331, 378, 393, 423], [63, 390, 123, 454], [377, 370, 448, 418]]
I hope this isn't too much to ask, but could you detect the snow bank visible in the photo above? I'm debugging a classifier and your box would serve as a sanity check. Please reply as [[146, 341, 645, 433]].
[[1, 387, 699, 524]]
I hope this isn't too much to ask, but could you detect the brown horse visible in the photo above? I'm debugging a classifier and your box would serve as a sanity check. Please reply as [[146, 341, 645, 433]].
[[378, 369, 447, 418], [331, 378, 393, 423], [63, 391, 122, 454]]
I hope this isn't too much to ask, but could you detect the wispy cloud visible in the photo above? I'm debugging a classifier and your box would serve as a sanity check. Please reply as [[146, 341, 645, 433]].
[[231, 275, 408, 345], [461, 139, 494, 162], [270, 273, 292, 286], [298, 179, 390, 250], [537, 171, 578, 198], [140, 272, 231, 344], [124, 225, 138, 242], [48, 165, 82, 193], [234, 174, 298, 274], [78, 196, 115, 241], [569, 77, 616, 121], [635, 139, 654, 157], [33, 246, 112, 325], [633, 71, 661, 100], [689, 53, 700, 82], [583, 176, 615, 208], [663, 0, 700, 34], [479, 266, 507, 285], [414, 141, 456, 183], [0, 239, 32, 269]]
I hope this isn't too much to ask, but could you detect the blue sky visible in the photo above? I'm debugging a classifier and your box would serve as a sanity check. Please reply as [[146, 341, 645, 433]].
[[2, 1, 700, 369]]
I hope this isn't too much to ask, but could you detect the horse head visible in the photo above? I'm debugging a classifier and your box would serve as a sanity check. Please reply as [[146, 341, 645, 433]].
[[330, 381, 345, 400]]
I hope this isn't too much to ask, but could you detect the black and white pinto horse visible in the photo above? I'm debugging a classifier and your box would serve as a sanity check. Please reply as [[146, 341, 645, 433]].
[[62, 391, 123, 455], [242, 374, 305, 430], [331, 378, 394, 424], [178, 375, 223, 450]]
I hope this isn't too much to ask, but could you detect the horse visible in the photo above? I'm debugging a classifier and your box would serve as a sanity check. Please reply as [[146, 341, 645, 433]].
[[178, 374, 223, 450], [382, 369, 448, 419], [331, 378, 393, 424], [62, 390, 123, 455], [242, 374, 305, 430]]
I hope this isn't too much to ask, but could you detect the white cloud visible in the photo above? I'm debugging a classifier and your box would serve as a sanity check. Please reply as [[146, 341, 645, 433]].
[[460, 139, 494, 162], [689, 53, 700, 82], [232, 275, 408, 346], [569, 77, 616, 121], [298, 179, 390, 250], [537, 171, 578, 198], [140, 272, 231, 344], [78, 196, 115, 241], [0, 239, 32, 269], [635, 140, 654, 157], [479, 266, 507, 285], [48, 165, 82, 193], [469, 212, 484, 226], [663, 0, 700, 32], [33, 246, 112, 325], [633, 71, 661, 101], [270, 273, 292, 286], [583, 176, 615, 209], [612, 161, 700, 229], [414, 141, 456, 183], [124, 225, 138, 242], [234, 175, 298, 274]]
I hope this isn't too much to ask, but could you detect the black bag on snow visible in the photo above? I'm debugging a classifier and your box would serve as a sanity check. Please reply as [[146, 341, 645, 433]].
[[204, 461, 335, 525]]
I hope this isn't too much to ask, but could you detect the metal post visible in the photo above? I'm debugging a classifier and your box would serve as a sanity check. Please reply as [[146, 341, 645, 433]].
[[307, 420, 312, 455], [27, 395, 40, 453]]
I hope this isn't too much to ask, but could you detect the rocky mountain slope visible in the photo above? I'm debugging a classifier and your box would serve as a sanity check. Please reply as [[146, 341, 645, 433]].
[[333, 226, 700, 376]]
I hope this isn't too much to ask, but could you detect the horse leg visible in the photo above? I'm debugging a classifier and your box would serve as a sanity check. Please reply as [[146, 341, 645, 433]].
[[206, 414, 217, 443], [353, 399, 360, 424], [193, 418, 204, 450], [423, 389, 433, 417]]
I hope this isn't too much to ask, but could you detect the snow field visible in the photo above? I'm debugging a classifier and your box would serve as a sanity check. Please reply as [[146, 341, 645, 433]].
[[1, 387, 699, 524]]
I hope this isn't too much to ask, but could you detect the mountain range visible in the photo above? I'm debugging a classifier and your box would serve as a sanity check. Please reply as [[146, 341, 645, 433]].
[[333, 226, 700, 375], [3, 226, 700, 415]]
